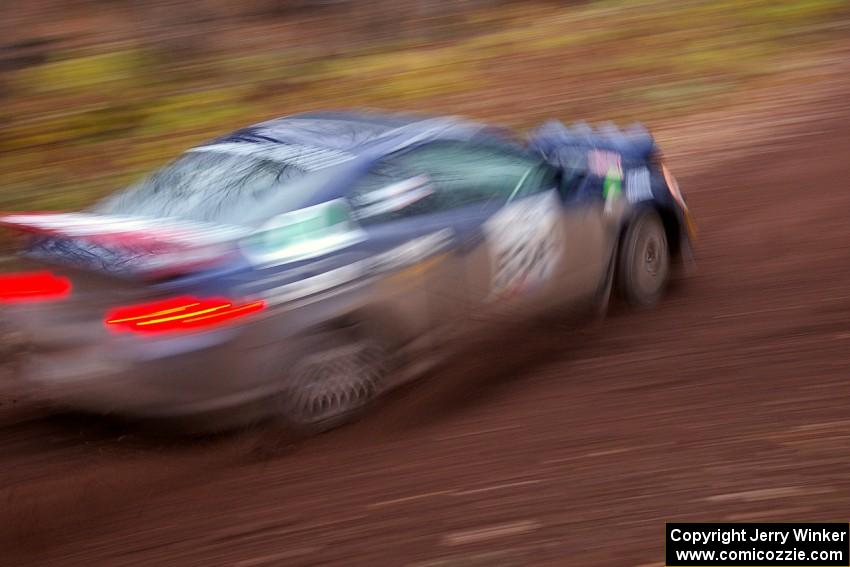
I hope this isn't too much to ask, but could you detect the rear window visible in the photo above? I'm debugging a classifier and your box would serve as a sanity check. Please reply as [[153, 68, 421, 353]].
[[94, 144, 352, 226]]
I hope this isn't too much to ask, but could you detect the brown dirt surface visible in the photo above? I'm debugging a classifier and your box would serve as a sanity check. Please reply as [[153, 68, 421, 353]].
[[2, 54, 850, 567]]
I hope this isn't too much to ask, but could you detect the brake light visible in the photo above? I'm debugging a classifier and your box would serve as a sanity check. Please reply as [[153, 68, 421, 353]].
[[0, 271, 72, 303], [104, 296, 265, 334]]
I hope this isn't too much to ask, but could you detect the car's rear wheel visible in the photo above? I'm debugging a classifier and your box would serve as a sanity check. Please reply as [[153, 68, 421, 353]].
[[275, 329, 386, 434], [616, 209, 670, 307]]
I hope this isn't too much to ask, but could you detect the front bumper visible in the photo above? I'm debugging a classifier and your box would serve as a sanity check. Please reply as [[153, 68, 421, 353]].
[[679, 204, 697, 273]]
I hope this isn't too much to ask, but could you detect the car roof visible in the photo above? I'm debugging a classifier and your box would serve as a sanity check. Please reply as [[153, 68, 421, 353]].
[[190, 110, 532, 214], [210, 110, 520, 156]]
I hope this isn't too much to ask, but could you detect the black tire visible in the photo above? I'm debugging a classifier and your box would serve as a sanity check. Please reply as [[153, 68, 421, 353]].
[[274, 328, 387, 435], [616, 208, 670, 307]]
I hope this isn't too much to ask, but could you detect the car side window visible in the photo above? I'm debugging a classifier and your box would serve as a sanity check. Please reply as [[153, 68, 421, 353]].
[[397, 142, 553, 205], [349, 162, 440, 224], [349, 142, 555, 225]]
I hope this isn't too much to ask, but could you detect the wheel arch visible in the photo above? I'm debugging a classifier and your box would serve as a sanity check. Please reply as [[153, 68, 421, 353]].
[[620, 202, 681, 262]]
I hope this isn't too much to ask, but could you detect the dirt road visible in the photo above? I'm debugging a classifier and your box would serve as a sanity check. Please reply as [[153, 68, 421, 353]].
[[2, 67, 850, 566]]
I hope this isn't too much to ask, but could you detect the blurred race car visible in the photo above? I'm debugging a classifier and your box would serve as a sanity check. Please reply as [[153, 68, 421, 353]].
[[0, 111, 694, 432]]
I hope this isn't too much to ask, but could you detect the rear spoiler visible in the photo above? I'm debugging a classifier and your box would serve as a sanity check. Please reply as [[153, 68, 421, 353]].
[[0, 212, 249, 280]]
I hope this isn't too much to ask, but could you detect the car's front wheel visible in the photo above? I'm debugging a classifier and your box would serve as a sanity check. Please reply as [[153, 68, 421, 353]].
[[616, 209, 670, 307]]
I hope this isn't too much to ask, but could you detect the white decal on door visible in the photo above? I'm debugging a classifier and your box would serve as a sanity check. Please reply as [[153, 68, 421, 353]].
[[484, 192, 563, 301]]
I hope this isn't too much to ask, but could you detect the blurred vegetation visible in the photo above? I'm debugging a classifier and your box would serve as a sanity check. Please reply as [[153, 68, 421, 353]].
[[0, 0, 848, 214]]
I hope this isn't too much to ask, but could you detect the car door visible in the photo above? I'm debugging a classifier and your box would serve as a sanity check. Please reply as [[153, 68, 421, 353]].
[[347, 157, 472, 356], [389, 141, 609, 323], [347, 141, 540, 349], [381, 142, 517, 327], [347, 141, 611, 349]]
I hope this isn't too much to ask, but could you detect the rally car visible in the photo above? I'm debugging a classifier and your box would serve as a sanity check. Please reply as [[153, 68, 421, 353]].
[[0, 111, 694, 432]]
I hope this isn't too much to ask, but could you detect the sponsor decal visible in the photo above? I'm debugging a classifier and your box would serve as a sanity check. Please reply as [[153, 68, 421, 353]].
[[484, 192, 562, 302], [588, 149, 623, 178], [603, 172, 622, 215], [625, 167, 653, 203], [588, 150, 624, 214]]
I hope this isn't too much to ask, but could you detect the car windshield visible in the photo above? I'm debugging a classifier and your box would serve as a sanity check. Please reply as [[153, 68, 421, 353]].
[[93, 143, 352, 226]]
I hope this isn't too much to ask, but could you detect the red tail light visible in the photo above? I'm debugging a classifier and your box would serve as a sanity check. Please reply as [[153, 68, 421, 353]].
[[0, 271, 72, 303], [104, 296, 266, 334]]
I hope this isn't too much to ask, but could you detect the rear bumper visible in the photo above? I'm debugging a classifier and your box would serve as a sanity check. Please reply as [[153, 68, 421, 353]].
[[9, 325, 284, 419], [1, 257, 417, 423]]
